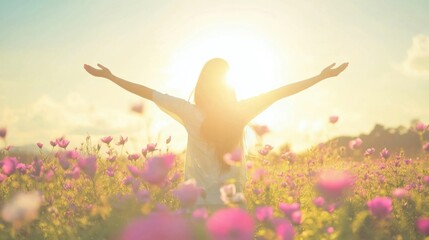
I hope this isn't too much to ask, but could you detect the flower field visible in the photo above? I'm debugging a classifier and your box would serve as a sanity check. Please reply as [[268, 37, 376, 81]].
[[0, 123, 429, 240]]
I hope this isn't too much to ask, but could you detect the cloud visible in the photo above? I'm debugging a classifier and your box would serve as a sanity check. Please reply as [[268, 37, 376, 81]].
[[401, 34, 429, 77]]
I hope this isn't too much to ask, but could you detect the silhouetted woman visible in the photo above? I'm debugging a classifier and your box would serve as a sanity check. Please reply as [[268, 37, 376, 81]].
[[84, 59, 348, 208]]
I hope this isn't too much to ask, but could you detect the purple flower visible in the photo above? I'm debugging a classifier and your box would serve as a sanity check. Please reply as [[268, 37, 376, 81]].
[[416, 217, 429, 236], [100, 136, 113, 144], [379, 148, 390, 160], [367, 197, 392, 219], [120, 212, 192, 240], [206, 208, 254, 240], [78, 155, 97, 179], [173, 179, 202, 208], [141, 154, 175, 185], [255, 206, 273, 222]]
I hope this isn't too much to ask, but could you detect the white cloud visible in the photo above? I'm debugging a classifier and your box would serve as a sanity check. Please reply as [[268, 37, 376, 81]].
[[401, 34, 429, 77]]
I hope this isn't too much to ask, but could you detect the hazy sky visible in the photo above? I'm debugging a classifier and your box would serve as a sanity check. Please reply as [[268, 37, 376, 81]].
[[1, 0, 429, 152]]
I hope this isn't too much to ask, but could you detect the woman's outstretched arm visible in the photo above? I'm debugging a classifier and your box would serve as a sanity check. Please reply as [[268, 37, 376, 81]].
[[238, 62, 349, 123], [84, 64, 154, 100]]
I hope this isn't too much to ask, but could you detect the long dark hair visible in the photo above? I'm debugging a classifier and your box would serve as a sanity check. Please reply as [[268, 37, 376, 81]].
[[194, 58, 245, 169]]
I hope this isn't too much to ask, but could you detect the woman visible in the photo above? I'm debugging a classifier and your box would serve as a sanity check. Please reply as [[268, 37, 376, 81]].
[[83, 58, 348, 208]]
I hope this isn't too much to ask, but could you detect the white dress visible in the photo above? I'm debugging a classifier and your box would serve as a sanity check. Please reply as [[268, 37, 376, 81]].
[[152, 90, 273, 205]]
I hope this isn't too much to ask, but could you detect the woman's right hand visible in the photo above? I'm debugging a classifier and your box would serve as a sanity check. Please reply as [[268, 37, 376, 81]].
[[84, 64, 113, 79]]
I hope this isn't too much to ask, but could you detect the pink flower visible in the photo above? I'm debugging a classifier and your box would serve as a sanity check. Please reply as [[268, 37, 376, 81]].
[[141, 154, 175, 185], [313, 196, 325, 208], [272, 218, 295, 240], [326, 227, 334, 234], [280, 151, 297, 163], [379, 148, 390, 159], [316, 170, 354, 199], [50, 140, 57, 147], [36, 142, 43, 149], [206, 208, 254, 240], [107, 155, 116, 162], [127, 153, 140, 161], [250, 124, 270, 137], [423, 142, 429, 152], [120, 212, 192, 240], [16, 163, 27, 174], [78, 155, 97, 179], [367, 197, 392, 219], [100, 136, 113, 144], [106, 167, 115, 177], [173, 179, 202, 208], [392, 188, 409, 199], [1, 157, 18, 176], [258, 144, 273, 156], [192, 208, 208, 220], [329, 115, 339, 124], [424, 176, 429, 185], [291, 211, 302, 224], [116, 136, 128, 146], [146, 143, 157, 153], [349, 138, 363, 150], [364, 148, 375, 157], [416, 217, 429, 236], [56, 137, 70, 149], [0, 174, 6, 182], [255, 206, 273, 222], [279, 203, 300, 218], [415, 122, 427, 132], [223, 149, 243, 166], [131, 103, 144, 114], [55, 151, 70, 170], [252, 168, 267, 182], [127, 165, 141, 178]]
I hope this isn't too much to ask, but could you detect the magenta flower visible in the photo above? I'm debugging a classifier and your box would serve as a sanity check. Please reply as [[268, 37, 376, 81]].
[[128, 153, 140, 161], [367, 197, 392, 219], [255, 206, 273, 222], [131, 103, 144, 114], [173, 179, 202, 208], [424, 176, 429, 185], [120, 212, 192, 240], [16, 163, 27, 174], [415, 122, 427, 132], [272, 218, 295, 240], [1, 157, 18, 176], [56, 137, 70, 149], [49, 140, 57, 147], [223, 149, 243, 166], [329, 115, 339, 124], [250, 124, 270, 137], [316, 170, 354, 199], [379, 148, 390, 159], [0, 128, 6, 139], [206, 208, 254, 240], [116, 136, 128, 146], [291, 211, 302, 224], [100, 136, 113, 144], [36, 142, 43, 149], [141, 154, 175, 185], [78, 155, 97, 178], [349, 138, 363, 150], [416, 217, 429, 236]]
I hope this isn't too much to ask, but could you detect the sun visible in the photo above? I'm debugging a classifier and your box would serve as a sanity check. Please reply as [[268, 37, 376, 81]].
[[167, 27, 285, 100]]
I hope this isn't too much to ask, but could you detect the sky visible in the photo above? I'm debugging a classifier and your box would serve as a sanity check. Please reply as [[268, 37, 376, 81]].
[[1, 0, 429, 153]]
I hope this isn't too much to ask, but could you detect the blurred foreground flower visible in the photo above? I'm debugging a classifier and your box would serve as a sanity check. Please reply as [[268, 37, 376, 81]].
[[1, 191, 43, 229], [141, 154, 175, 185], [315, 170, 354, 200], [120, 212, 192, 240], [1, 157, 18, 176], [223, 149, 243, 166], [416, 217, 429, 236], [272, 218, 295, 240], [367, 197, 392, 219], [206, 208, 254, 240], [173, 179, 202, 208], [255, 206, 273, 222], [415, 122, 427, 132], [349, 138, 362, 150], [0, 127, 7, 139]]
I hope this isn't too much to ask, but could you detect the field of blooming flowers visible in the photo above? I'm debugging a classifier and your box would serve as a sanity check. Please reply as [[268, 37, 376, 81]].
[[0, 120, 429, 240]]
